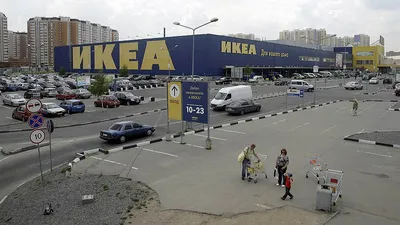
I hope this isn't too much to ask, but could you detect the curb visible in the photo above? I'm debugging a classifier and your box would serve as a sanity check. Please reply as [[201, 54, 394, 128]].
[[93, 99, 343, 155], [0, 108, 168, 134], [1, 142, 50, 155], [363, 99, 399, 102], [109, 83, 165, 92], [343, 136, 400, 149]]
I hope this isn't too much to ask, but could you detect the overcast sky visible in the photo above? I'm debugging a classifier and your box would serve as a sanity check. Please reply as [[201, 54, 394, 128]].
[[1, 0, 399, 51]]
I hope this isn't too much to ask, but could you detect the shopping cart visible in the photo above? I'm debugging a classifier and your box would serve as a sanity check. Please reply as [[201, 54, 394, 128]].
[[305, 154, 327, 184], [247, 154, 268, 183], [325, 169, 343, 206]]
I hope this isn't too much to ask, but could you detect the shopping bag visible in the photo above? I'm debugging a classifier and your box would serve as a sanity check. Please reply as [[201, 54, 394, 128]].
[[274, 168, 278, 179], [237, 151, 245, 163]]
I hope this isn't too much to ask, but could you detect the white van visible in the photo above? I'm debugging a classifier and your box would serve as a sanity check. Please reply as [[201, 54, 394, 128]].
[[210, 85, 252, 110], [289, 80, 314, 92], [249, 76, 264, 83]]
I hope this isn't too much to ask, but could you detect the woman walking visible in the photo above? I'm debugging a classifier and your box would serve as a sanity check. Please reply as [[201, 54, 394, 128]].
[[276, 149, 289, 187]]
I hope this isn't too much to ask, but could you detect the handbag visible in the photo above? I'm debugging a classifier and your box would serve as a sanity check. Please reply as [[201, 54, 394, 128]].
[[274, 168, 278, 179], [237, 151, 245, 163]]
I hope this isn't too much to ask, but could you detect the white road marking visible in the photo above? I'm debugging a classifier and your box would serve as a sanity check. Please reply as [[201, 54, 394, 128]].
[[255, 204, 272, 209], [0, 156, 11, 164], [379, 110, 389, 118], [273, 119, 286, 125], [85, 110, 97, 113], [193, 133, 227, 141], [5, 117, 13, 120], [172, 141, 204, 149], [322, 125, 336, 134], [333, 106, 347, 114], [218, 129, 246, 134], [359, 103, 376, 114], [357, 150, 394, 158], [358, 129, 365, 133], [142, 148, 178, 158], [17, 181, 26, 188], [289, 122, 309, 131], [90, 156, 138, 170], [312, 105, 327, 111], [0, 195, 7, 205]]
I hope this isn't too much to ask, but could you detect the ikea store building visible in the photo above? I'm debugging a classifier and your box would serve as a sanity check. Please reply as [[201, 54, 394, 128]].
[[54, 34, 353, 78]]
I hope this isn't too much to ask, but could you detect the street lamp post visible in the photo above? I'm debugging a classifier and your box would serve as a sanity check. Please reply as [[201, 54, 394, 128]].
[[301, 34, 337, 104], [160, 45, 178, 141], [173, 18, 218, 146]]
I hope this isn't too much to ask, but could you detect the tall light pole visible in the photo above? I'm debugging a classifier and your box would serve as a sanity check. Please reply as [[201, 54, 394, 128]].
[[301, 34, 337, 103], [173, 18, 218, 145], [341, 40, 352, 84], [160, 45, 178, 141], [173, 17, 218, 76]]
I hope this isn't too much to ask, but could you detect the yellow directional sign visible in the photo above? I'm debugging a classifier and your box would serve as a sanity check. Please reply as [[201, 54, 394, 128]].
[[167, 81, 182, 120]]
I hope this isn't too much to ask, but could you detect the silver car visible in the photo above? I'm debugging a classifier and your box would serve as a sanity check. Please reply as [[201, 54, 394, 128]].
[[2, 93, 27, 106], [344, 81, 363, 90], [74, 89, 92, 99]]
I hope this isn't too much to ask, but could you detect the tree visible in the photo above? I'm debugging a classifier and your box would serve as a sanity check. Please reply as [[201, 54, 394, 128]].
[[59, 66, 66, 76], [119, 64, 129, 77], [88, 74, 110, 108], [244, 65, 252, 76]]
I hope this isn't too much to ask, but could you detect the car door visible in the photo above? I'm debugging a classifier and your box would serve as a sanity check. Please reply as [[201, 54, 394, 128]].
[[14, 106, 24, 119], [123, 123, 134, 138], [120, 94, 127, 104], [132, 123, 144, 136], [248, 100, 257, 112], [241, 101, 250, 113]]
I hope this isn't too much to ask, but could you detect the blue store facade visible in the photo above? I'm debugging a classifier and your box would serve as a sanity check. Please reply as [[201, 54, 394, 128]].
[[54, 34, 352, 77]]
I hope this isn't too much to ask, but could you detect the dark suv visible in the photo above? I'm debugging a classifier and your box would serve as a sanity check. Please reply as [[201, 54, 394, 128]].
[[215, 77, 232, 85]]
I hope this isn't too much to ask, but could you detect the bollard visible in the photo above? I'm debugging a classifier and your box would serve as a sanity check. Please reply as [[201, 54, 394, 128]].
[[140, 96, 145, 101], [150, 97, 155, 102]]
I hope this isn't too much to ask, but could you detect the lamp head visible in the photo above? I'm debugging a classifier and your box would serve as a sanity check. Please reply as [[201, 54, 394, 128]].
[[173, 22, 180, 25], [210, 18, 219, 23], [174, 45, 178, 48]]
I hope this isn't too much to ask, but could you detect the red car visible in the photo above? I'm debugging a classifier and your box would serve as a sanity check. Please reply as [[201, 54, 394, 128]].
[[12, 105, 33, 121], [94, 95, 120, 108], [56, 91, 77, 100]]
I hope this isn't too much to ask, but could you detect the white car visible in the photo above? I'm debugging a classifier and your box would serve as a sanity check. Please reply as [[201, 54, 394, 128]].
[[344, 81, 363, 90], [288, 80, 314, 92], [2, 93, 27, 106], [369, 78, 379, 84], [39, 102, 66, 117], [249, 76, 264, 83], [187, 75, 203, 81]]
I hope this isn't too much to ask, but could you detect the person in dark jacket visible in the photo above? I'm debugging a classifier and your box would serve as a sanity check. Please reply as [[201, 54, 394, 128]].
[[276, 148, 289, 187], [281, 173, 294, 200]]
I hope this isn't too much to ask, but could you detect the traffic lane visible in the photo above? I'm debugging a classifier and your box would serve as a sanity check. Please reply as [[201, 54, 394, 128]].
[[0, 100, 168, 131]]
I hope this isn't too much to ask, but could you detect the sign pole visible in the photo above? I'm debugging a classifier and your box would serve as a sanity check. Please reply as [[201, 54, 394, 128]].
[[180, 120, 185, 144], [302, 82, 305, 107], [37, 143, 44, 181], [166, 80, 171, 141], [285, 88, 288, 110], [206, 82, 212, 150], [49, 131, 53, 171]]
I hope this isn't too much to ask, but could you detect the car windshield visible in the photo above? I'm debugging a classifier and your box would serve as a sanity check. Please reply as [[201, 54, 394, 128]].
[[109, 124, 122, 131], [11, 95, 22, 99], [214, 92, 227, 100], [46, 104, 59, 109], [124, 93, 135, 97]]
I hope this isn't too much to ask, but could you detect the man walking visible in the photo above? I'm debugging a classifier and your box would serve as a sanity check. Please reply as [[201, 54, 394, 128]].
[[241, 144, 260, 180]]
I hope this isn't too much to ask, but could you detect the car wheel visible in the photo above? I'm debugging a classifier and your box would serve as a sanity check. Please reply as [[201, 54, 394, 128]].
[[256, 107, 261, 112], [345, 88, 348, 90], [2, 100, 5, 105], [119, 135, 126, 143], [146, 129, 153, 136], [240, 110, 245, 115], [94, 103, 98, 107], [62, 113, 65, 116], [126, 101, 130, 106], [12, 113, 16, 119]]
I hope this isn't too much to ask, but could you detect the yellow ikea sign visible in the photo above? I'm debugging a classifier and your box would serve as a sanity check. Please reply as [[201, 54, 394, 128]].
[[72, 40, 175, 71], [221, 41, 257, 55]]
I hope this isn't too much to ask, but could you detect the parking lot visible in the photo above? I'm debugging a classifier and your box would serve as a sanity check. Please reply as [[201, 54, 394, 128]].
[[72, 100, 400, 224]]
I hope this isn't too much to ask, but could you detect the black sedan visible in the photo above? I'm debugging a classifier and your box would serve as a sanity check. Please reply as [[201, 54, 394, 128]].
[[24, 89, 43, 99], [215, 77, 232, 85], [275, 80, 289, 86], [113, 92, 141, 105], [225, 100, 261, 115], [383, 78, 392, 84]]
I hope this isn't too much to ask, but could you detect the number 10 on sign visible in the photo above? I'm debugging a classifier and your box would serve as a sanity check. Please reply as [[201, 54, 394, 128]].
[[186, 106, 205, 114]]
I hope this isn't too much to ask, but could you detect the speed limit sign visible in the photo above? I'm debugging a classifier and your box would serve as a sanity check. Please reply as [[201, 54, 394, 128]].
[[30, 129, 45, 144]]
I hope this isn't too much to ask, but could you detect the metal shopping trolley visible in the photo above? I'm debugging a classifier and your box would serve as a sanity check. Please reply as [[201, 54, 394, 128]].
[[325, 169, 343, 206], [305, 154, 327, 184], [247, 154, 268, 183]]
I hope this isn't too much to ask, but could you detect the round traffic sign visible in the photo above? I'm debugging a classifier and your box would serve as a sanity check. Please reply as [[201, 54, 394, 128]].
[[26, 99, 42, 113], [30, 129, 45, 144], [169, 84, 180, 98], [28, 114, 44, 129]]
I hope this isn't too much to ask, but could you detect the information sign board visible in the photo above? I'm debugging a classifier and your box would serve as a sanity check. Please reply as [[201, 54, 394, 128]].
[[182, 82, 209, 124]]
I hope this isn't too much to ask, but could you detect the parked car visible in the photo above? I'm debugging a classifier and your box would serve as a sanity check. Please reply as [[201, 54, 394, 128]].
[[56, 91, 77, 100], [12, 105, 32, 121], [344, 81, 363, 90], [288, 80, 314, 92], [24, 89, 43, 99], [99, 121, 155, 143], [395, 83, 400, 96], [187, 75, 203, 81], [0, 84, 6, 92], [383, 78, 393, 84], [393, 81, 400, 89], [249, 76, 264, 83], [94, 95, 120, 108], [225, 100, 261, 115], [369, 78, 379, 84], [113, 92, 141, 105], [215, 77, 232, 85], [39, 102, 66, 117], [74, 89, 92, 99], [2, 93, 26, 106], [274, 80, 289, 86], [59, 99, 85, 114], [42, 88, 58, 98]]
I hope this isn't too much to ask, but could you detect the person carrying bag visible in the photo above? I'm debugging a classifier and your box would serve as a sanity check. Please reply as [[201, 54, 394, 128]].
[[275, 148, 289, 187], [238, 144, 260, 180]]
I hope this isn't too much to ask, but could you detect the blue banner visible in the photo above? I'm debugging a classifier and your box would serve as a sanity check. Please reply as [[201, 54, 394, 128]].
[[182, 82, 209, 124]]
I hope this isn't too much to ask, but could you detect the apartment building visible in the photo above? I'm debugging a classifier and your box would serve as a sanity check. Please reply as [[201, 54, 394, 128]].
[[0, 12, 8, 62], [7, 31, 28, 67], [28, 16, 119, 68], [354, 34, 370, 46], [228, 33, 256, 40]]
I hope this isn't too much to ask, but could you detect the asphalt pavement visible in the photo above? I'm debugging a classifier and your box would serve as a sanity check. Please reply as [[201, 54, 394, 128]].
[[71, 100, 400, 224]]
